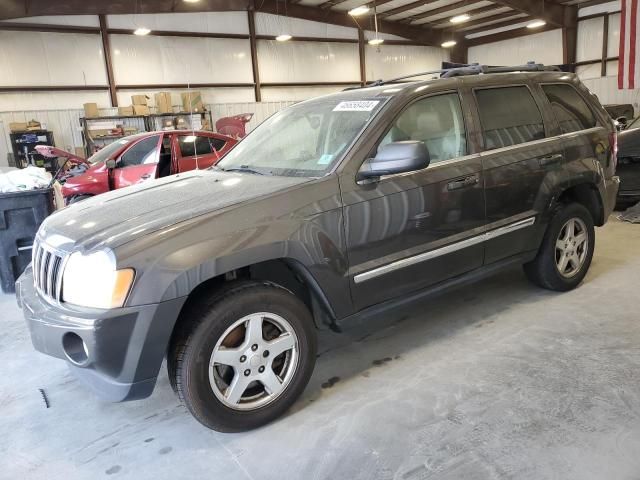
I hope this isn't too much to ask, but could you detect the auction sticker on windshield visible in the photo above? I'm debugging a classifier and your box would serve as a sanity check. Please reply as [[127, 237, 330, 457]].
[[333, 101, 380, 112]]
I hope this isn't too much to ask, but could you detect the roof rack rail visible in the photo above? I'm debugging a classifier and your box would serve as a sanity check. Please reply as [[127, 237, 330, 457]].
[[350, 61, 562, 90]]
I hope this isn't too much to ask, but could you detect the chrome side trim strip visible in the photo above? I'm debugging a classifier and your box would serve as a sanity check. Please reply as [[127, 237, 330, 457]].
[[353, 216, 536, 284]]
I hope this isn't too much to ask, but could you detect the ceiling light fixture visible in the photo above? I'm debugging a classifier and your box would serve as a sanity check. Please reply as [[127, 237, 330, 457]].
[[276, 34, 292, 41], [526, 19, 546, 28], [368, 38, 384, 45], [183, 0, 201, 2], [450, 13, 470, 24], [441, 40, 457, 48], [369, 1, 384, 47], [134, 27, 151, 35], [349, 5, 370, 16]]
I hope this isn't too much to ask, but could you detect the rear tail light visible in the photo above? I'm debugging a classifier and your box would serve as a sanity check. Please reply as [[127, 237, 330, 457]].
[[609, 130, 618, 169]]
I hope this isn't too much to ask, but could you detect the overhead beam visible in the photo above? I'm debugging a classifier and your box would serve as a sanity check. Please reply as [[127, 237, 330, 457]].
[[489, 0, 576, 27], [466, 22, 557, 45], [408, 3, 501, 24], [463, 17, 530, 35], [257, 0, 460, 46], [377, 0, 442, 19], [452, 11, 527, 31]]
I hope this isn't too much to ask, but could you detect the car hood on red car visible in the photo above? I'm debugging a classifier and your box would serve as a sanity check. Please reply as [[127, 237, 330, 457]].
[[38, 169, 311, 251]]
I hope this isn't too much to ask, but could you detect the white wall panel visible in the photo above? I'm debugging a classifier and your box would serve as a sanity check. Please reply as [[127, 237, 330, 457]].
[[608, 13, 620, 58], [0, 31, 107, 86], [5, 15, 99, 27], [115, 87, 255, 108], [258, 41, 360, 83], [577, 17, 604, 62], [576, 63, 602, 80], [261, 86, 350, 102], [255, 13, 358, 39], [106, 12, 249, 34], [110, 35, 253, 85], [578, 0, 619, 17], [0, 91, 110, 111], [581, 75, 639, 113], [365, 44, 448, 81], [468, 29, 563, 66]]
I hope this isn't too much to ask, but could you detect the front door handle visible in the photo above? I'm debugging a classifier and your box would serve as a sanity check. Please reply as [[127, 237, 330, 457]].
[[140, 174, 151, 180], [447, 174, 479, 191], [538, 153, 564, 167]]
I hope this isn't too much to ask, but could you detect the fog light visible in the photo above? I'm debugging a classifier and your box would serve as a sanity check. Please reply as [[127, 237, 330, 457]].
[[62, 332, 89, 365]]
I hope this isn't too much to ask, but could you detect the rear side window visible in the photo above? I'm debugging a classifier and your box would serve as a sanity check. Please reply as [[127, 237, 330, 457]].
[[179, 135, 224, 157], [476, 86, 545, 149], [542, 84, 597, 134]]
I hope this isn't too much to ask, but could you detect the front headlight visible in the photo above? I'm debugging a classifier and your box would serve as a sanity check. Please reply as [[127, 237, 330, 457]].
[[62, 250, 135, 309]]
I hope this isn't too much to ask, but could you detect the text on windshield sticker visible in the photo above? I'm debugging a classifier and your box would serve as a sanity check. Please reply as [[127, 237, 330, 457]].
[[333, 101, 380, 112]]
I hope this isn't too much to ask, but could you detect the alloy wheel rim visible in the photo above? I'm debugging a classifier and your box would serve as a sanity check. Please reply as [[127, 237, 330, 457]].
[[209, 312, 299, 411], [555, 217, 589, 278]]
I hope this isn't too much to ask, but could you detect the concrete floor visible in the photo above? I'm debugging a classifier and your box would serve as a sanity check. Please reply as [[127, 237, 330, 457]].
[[2, 217, 640, 480]]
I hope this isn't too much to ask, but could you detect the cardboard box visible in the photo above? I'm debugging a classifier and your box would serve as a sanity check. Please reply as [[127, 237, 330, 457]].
[[181, 91, 204, 113], [154, 92, 172, 114], [133, 104, 150, 116], [74, 147, 86, 159], [176, 117, 188, 129], [83, 102, 100, 118], [26, 119, 42, 131], [9, 122, 28, 132], [118, 106, 134, 116], [131, 94, 149, 105]]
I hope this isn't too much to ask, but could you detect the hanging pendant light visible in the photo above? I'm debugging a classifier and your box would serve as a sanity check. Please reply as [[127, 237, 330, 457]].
[[368, 1, 384, 46]]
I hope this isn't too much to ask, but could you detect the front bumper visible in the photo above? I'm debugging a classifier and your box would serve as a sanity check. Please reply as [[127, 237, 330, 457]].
[[16, 266, 186, 402]]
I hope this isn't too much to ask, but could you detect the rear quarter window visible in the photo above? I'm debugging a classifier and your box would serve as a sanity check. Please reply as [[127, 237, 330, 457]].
[[541, 84, 597, 134]]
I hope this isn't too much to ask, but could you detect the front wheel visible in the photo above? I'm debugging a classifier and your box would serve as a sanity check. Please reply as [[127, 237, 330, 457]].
[[524, 202, 595, 291], [168, 282, 317, 432]]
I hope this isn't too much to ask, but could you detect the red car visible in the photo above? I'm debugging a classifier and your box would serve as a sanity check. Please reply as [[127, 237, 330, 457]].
[[38, 130, 237, 203]]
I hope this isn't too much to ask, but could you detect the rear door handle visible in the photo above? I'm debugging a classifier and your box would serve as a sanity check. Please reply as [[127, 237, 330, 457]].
[[538, 153, 564, 166], [447, 174, 479, 191]]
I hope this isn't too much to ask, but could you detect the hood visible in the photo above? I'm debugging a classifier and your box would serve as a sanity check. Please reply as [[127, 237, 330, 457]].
[[40, 169, 310, 251]]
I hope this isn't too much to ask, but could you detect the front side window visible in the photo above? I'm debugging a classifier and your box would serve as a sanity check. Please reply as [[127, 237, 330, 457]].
[[378, 92, 467, 163], [217, 98, 385, 177], [119, 135, 160, 167], [542, 84, 597, 134], [476, 86, 545, 149]]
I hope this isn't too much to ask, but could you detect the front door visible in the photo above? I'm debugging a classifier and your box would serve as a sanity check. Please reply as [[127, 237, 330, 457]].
[[473, 84, 564, 264], [112, 134, 161, 189], [340, 91, 486, 311]]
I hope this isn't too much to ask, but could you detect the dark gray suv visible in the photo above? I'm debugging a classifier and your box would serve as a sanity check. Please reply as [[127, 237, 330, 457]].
[[17, 64, 619, 432]]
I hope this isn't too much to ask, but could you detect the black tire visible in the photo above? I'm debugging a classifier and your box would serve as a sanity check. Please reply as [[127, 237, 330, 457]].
[[167, 281, 317, 432], [67, 194, 92, 204], [523, 202, 595, 291]]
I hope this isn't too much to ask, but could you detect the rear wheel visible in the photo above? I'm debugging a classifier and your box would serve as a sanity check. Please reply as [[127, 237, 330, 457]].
[[168, 282, 317, 432], [524, 203, 595, 291]]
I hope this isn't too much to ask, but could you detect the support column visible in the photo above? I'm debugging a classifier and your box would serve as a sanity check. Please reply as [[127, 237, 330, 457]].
[[99, 14, 117, 107], [247, 9, 262, 102], [358, 28, 366, 86]]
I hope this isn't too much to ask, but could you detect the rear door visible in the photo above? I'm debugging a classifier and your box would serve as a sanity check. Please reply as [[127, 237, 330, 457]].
[[175, 133, 226, 172], [340, 91, 487, 311], [473, 84, 564, 264], [112, 134, 161, 189]]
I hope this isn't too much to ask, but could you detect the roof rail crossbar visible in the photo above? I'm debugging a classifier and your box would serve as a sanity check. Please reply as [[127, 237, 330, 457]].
[[352, 61, 562, 90]]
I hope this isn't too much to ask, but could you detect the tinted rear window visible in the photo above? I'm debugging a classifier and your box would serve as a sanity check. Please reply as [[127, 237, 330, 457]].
[[476, 86, 545, 149], [542, 84, 597, 134]]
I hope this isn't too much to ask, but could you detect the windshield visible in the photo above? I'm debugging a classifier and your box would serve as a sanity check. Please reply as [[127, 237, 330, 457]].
[[87, 137, 135, 164], [217, 98, 385, 177]]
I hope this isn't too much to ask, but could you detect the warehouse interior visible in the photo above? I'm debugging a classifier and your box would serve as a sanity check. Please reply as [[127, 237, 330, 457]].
[[1, 0, 640, 478]]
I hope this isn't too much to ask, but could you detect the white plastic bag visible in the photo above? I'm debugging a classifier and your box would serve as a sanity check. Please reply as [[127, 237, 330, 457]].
[[0, 166, 52, 193]]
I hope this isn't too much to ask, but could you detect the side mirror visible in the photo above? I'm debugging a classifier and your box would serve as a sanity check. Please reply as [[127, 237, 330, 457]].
[[358, 141, 430, 181], [105, 159, 117, 169], [616, 116, 628, 131]]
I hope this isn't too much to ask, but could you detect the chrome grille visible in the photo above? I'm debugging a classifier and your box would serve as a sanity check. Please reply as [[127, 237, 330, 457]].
[[32, 239, 66, 302]]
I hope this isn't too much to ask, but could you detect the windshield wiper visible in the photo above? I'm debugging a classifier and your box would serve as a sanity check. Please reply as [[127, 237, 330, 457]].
[[220, 165, 267, 175]]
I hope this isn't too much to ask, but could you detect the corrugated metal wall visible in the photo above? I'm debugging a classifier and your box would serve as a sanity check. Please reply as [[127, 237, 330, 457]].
[[0, 101, 294, 167]]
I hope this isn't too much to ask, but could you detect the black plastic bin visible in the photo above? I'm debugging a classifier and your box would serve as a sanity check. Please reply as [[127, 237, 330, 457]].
[[0, 188, 54, 293]]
